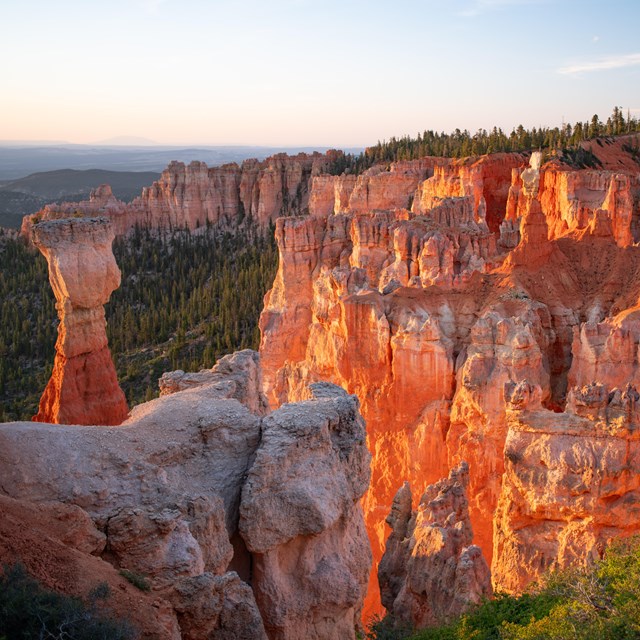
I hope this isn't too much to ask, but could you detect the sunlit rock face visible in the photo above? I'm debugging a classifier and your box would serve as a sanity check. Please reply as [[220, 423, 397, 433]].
[[259, 139, 640, 615], [21, 151, 343, 237], [0, 353, 371, 640], [378, 463, 492, 629], [492, 380, 640, 593], [31, 217, 128, 426]]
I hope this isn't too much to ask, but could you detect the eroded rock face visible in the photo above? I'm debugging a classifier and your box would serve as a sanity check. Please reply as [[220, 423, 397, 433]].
[[259, 140, 640, 614], [259, 209, 522, 615], [22, 152, 343, 237], [493, 380, 640, 593], [0, 353, 371, 640], [240, 383, 371, 640], [378, 463, 492, 629], [447, 302, 554, 560], [0, 493, 182, 639], [31, 217, 128, 426]]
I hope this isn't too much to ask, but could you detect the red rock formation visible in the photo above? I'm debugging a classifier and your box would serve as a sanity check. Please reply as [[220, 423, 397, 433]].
[[259, 141, 640, 615], [378, 463, 492, 628], [501, 137, 640, 250], [447, 301, 553, 560], [412, 153, 525, 232], [568, 308, 640, 391], [31, 217, 128, 425], [493, 380, 640, 593], [21, 151, 343, 238], [259, 209, 498, 617]]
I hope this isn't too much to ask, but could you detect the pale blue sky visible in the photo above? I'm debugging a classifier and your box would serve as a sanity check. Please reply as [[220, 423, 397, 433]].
[[2, 0, 640, 147]]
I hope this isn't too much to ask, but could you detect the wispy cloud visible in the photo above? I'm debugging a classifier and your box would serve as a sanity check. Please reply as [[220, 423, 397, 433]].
[[592, 35, 600, 43], [558, 53, 640, 75], [458, 0, 548, 18]]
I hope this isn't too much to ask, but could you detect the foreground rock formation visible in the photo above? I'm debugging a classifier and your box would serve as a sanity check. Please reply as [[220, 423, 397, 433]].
[[258, 133, 640, 617], [0, 351, 371, 640], [31, 217, 128, 425], [378, 463, 491, 628]]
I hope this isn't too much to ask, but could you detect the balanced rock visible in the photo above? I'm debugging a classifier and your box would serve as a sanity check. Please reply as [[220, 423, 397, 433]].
[[31, 217, 128, 425]]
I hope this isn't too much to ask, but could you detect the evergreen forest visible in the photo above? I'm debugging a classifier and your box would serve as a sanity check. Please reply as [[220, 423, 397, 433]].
[[0, 224, 277, 421], [328, 106, 640, 175]]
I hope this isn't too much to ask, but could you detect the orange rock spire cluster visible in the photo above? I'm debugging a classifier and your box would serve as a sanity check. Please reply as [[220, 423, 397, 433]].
[[21, 151, 343, 238], [258, 134, 640, 618], [31, 217, 128, 425]]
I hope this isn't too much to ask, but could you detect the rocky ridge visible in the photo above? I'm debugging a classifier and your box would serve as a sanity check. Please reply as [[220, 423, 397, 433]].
[[0, 350, 371, 640], [21, 151, 344, 237]]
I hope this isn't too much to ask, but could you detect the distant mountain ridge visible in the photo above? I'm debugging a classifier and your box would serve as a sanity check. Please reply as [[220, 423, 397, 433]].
[[0, 143, 361, 181], [1, 168, 160, 199], [0, 168, 160, 229]]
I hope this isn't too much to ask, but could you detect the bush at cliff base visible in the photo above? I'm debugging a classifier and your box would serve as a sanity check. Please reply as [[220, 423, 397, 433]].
[[369, 536, 640, 640], [0, 563, 134, 640]]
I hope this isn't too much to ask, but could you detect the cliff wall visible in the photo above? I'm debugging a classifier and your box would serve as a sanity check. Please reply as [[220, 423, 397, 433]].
[[259, 141, 640, 618]]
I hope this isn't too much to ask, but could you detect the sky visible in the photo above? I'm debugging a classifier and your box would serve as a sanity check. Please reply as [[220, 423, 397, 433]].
[[2, 0, 640, 148]]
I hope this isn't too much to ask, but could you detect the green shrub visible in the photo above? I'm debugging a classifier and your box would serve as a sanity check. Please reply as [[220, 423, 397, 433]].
[[0, 563, 134, 639], [118, 568, 151, 592], [368, 537, 640, 640]]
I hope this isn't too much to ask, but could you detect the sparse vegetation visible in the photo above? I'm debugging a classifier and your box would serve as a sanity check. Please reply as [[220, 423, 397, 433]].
[[328, 107, 640, 175], [622, 142, 640, 165], [118, 569, 151, 592], [365, 536, 640, 640], [559, 146, 603, 169], [0, 563, 134, 640]]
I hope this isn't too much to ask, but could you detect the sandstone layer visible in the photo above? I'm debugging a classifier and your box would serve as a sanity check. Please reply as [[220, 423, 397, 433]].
[[31, 217, 128, 425], [493, 379, 640, 592], [0, 350, 371, 640]]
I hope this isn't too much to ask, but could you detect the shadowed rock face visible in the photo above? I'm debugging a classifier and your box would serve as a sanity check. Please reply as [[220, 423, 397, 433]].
[[31, 217, 128, 425], [0, 351, 371, 640], [240, 382, 371, 640], [379, 463, 492, 629]]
